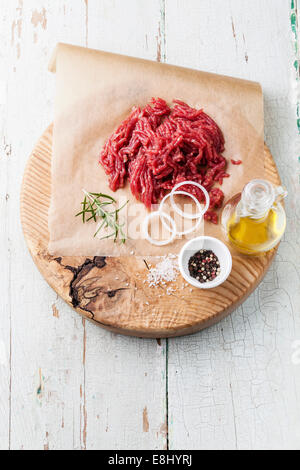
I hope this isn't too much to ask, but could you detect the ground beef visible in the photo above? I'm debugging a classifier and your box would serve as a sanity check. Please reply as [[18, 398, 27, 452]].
[[99, 98, 230, 221]]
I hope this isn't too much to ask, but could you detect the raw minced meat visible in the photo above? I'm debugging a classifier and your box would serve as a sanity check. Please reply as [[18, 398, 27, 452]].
[[99, 98, 230, 222]]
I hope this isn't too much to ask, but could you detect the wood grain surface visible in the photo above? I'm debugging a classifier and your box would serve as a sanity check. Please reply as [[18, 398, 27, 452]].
[[21, 125, 281, 338]]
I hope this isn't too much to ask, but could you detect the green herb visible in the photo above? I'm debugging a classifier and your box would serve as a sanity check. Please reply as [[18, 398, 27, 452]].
[[76, 190, 129, 243]]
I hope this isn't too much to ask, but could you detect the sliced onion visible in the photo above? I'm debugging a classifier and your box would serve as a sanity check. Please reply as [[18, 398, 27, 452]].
[[159, 190, 203, 236], [171, 181, 210, 219], [143, 211, 176, 246]]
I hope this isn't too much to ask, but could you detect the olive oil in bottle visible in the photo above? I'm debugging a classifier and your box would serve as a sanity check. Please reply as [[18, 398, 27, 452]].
[[222, 180, 287, 255]]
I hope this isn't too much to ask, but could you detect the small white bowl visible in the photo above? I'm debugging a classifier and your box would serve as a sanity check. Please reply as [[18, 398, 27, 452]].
[[178, 236, 232, 289]]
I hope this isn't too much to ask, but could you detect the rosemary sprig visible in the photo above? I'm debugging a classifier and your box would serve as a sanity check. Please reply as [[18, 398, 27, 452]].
[[76, 190, 129, 243]]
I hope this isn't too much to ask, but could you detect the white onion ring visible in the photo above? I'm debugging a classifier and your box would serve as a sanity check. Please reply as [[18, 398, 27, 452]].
[[159, 190, 203, 236], [143, 211, 176, 246], [171, 181, 210, 219]]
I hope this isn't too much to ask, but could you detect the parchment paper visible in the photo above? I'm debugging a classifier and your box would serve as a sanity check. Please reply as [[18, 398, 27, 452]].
[[48, 43, 264, 256]]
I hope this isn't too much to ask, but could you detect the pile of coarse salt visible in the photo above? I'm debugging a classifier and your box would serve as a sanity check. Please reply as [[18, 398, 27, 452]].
[[146, 255, 179, 288]]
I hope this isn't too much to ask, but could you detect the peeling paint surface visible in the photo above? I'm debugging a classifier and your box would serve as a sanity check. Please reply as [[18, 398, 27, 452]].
[[11, 0, 23, 59], [52, 304, 59, 318], [31, 8, 47, 30]]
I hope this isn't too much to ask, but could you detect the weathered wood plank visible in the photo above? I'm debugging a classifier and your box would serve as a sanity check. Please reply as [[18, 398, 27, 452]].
[[0, 0, 11, 450], [1, 0, 299, 450], [82, 0, 167, 450], [84, 330, 167, 450], [2, 0, 168, 451], [165, 0, 300, 450]]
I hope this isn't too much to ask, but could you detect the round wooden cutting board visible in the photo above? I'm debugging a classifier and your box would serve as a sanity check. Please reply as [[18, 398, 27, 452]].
[[20, 125, 281, 338]]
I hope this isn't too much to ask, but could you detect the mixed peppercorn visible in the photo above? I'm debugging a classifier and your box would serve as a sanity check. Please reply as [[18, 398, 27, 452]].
[[188, 249, 220, 283]]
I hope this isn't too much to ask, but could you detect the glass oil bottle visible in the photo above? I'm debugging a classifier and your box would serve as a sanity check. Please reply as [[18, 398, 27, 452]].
[[222, 179, 287, 255]]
